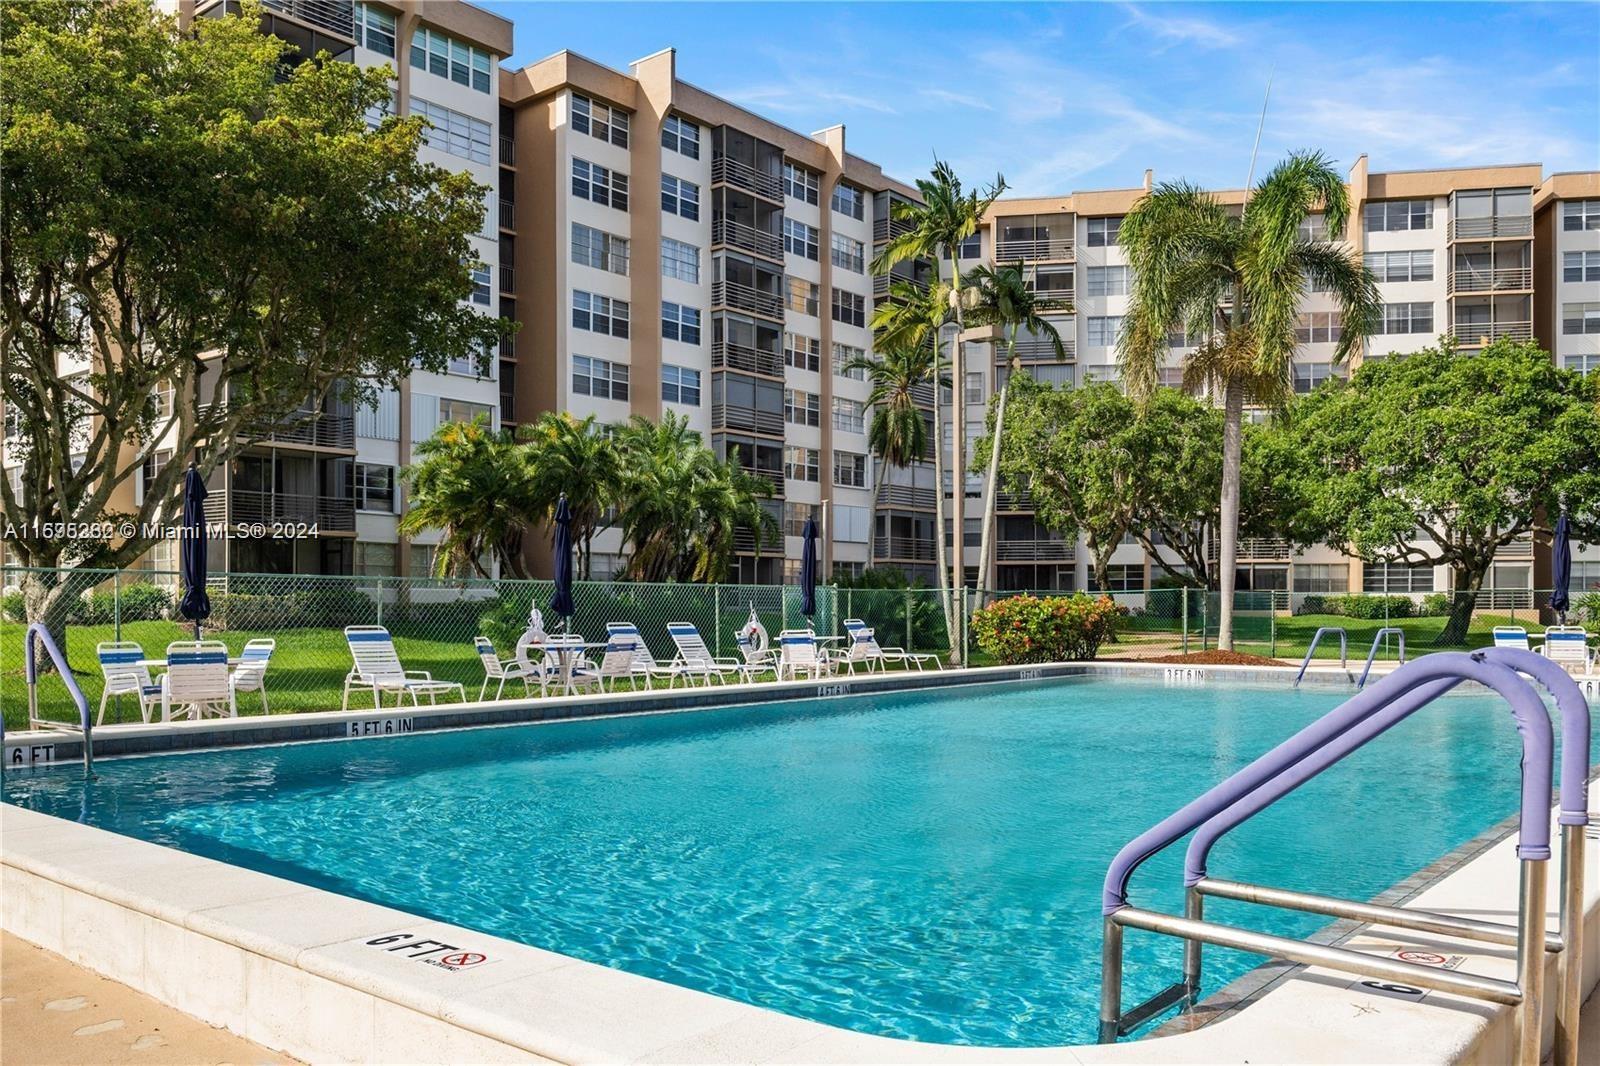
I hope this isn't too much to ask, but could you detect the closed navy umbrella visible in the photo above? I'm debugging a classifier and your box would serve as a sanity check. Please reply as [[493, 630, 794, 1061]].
[[1550, 511, 1572, 623], [799, 514, 818, 617], [550, 494, 575, 627], [177, 464, 211, 639]]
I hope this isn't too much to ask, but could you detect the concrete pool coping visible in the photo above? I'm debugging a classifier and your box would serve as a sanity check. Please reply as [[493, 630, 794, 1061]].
[[4, 663, 1597, 1063]]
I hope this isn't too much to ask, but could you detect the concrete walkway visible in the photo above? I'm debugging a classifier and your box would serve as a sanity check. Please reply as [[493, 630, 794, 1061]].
[[0, 931, 293, 1066]]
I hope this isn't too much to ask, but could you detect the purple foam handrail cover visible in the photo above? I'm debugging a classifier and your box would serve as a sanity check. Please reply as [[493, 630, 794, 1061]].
[[1482, 647, 1591, 826], [1101, 653, 1554, 914]]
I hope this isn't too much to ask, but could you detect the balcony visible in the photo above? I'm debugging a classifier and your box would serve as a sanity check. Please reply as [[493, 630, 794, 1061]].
[[711, 340, 784, 377], [499, 136, 515, 166], [995, 237, 1075, 262], [712, 280, 784, 320], [224, 490, 355, 534], [499, 265, 515, 293], [733, 525, 784, 553], [711, 157, 783, 203], [872, 216, 915, 244], [1447, 266, 1531, 294], [498, 201, 515, 231], [996, 539, 1074, 562], [1494, 534, 1535, 561], [1450, 321, 1533, 345], [876, 483, 938, 509], [712, 219, 783, 261], [243, 412, 355, 451], [1010, 335, 1076, 362], [1208, 536, 1292, 562], [261, 0, 352, 36], [1447, 215, 1533, 240], [711, 402, 784, 436], [874, 536, 937, 562], [995, 490, 1035, 511], [873, 273, 930, 299]]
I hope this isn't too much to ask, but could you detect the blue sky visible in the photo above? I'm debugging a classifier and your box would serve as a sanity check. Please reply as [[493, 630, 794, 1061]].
[[481, 1, 1599, 195]]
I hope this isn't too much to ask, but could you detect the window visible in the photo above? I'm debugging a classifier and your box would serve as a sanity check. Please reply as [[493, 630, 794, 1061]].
[[1563, 303, 1600, 335], [1087, 564, 1143, 592], [351, 463, 396, 512], [1563, 200, 1600, 231], [661, 301, 701, 344], [831, 182, 865, 221], [1086, 315, 1122, 346], [1086, 217, 1122, 246], [662, 115, 699, 159], [1293, 564, 1349, 593], [1364, 200, 1432, 232], [138, 448, 173, 505], [966, 372, 984, 404], [572, 355, 629, 401], [784, 332, 820, 372], [785, 388, 820, 427], [661, 175, 699, 221], [363, 87, 396, 130], [1364, 562, 1434, 593], [784, 446, 820, 482], [469, 264, 491, 305], [831, 288, 865, 328], [783, 218, 819, 260], [1297, 215, 1328, 242], [1294, 311, 1342, 343], [412, 98, 490, 164], [832, 450, 867, 488], [831, 233, 865, 273], [1086, 265, 1128, 297], [1564, 353, 1600, 375], [354, 542, 397, 577], [783, 163, 819, 205], [958, 233, 982, 259], [573, 290, 629, 337], [1363, 250, 1434, 282], [832, 342, 866, 380], [572, 159, 628, 210], [660, 238, 700, 283], [439, 397, 493, 425], [410, 27, 491, 93], [1380, 302, 1433, 334], [571, 223, 629, 275], [1563, 251, 1600, 283], [661, 364, 701, 406], [832, 397, 865, 433], [1166, 329, 1200, 349], [571, 93, 628, 147], [1293, 362, 1335, 393], [787, 277, 819, 316], [355, 3, 395, 56]]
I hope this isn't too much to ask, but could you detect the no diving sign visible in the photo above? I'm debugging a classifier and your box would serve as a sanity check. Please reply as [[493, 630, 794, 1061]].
[[363, 931, 496, 972]]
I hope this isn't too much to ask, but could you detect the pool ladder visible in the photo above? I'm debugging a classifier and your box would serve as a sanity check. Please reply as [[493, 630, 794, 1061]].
[[1099, 649, 1589, 1066], [1293, 625, 1407, 688], [1, 623, 94, 772]]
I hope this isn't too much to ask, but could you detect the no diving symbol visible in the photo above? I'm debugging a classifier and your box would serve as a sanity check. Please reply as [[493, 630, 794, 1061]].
[[1396, 950, 1446, 965], [439, 952, 486, 968]]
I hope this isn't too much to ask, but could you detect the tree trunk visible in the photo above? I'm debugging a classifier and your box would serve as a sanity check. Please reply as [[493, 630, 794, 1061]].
[[948, 261, 968, 665], [930, 355, 956, 656], [20, 566, 96, 681], [1436, 561, 1486, 647], [1216, 376, 1245, 651], [975, 350, 1014, 599]]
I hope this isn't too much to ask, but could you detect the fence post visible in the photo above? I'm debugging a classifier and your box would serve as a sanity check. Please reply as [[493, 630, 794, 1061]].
[[905, 589, 913, 654], [714, 584, 722, 656], [376, 577, 384, 628], [113, 568, 122, 643], [1202, 591, 1210, 652], [1182, 586, 1189, 655], [1269, 590, 1277, 658]]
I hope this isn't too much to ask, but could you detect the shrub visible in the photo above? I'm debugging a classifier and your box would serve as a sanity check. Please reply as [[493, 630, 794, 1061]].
[[66, 584, 171, 625], [1420, 592, 1453, 617], [970, 593, 1120, 665], [2, 589, 25, 623], [1573, 591, 1600, 626], [1296, 593, 1414, 620]]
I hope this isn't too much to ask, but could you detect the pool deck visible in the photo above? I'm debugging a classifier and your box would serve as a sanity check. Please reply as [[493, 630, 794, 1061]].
[[3, 661, 1598, 1063]]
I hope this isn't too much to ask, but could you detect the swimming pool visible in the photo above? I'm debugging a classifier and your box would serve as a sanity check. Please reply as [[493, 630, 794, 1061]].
[[1, 676, 1536, 1047]]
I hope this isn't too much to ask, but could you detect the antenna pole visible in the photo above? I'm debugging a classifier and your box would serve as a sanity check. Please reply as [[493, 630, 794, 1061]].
[[1243, 70, 1274, 199]]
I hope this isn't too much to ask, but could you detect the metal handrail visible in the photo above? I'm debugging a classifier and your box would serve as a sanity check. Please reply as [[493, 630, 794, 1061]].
[[1357, 627, 1406, 689], [13, 622, 94, 770], [1294, 625, 1347, 685], [1098, 651, 1581, 1066]]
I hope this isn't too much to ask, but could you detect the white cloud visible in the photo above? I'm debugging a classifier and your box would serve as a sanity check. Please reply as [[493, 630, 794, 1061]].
[[1118, 3, 1241, 51]]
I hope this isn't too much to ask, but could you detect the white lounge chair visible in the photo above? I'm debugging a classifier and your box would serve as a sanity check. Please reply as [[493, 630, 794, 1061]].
[[475, 636, 538, 700], [1540, 626, 1594, 674], [667, 622, 749, 684], [842, 618, 942, 672], [162, 641, 237, 722], [1492, 626, 1531, 651], [604, 623, 692, 689], [229, 638, 275, 714], [777, 629, 832, 681], [342, 625, 466, 709], [95, 641, 164, 725]]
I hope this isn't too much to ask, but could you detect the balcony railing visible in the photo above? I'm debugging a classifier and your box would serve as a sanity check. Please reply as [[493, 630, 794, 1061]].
[[499, 136, 515, 166], [873, 216, 915, 244], [1207, 536, 1292, 562], [258, 0, 354, 37], [876, 483, 937, 509], [711, 340, 784, 377], [733, 525, 783, 553], [995, 490, 1035, 511], [995, 237, 1075, 262], [874, 536, 937, 562], [1447, 215, 1532, 240], [1450, 320, 1533, 345], [711, 157, 783, 202], [243, 412, 355, 450], [1009, 336, 1076, 362], [1447, 266, 1531, 294], [498, 265, 515, 293], [498, 201, 515, 231], [225, 490, 355, 533], [712, 280, 784, 320], [996, 539, 1074, 562], [711, 402, 784, 436], [712, 219, 783, 260], [1494, 534, 1535, 561]]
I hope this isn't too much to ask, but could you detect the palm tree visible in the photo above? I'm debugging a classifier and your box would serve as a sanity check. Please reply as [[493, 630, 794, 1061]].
[[872, 160, 1006, 663], [1117, 150, 1380, 648], [965, 261, 1070, 593], [399, 416, 537, 578], [843, 338, 936, 564], [520, 412, 620, 579]]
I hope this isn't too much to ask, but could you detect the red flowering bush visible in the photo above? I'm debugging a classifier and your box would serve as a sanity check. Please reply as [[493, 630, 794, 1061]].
[[970, 593, 1121, 665]]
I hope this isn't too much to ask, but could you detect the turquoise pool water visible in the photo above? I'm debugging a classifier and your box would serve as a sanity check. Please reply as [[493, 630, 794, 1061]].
[[2, 677, 1536, 1046]]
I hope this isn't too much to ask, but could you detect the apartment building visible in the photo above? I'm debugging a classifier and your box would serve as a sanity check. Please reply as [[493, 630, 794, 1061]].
[[498, 48, 922, 582], [975, 160, 1600, 602]]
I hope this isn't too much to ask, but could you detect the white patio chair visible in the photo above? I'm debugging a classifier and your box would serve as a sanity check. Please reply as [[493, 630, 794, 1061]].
[[95, 641, 163, 725], [1539, 626, 1594, 675], [539, 634, 602, 694], [602, 623, 692, 689], [776, 629, 832, 681], [474, 636, 537, 700], [162, 641, 237, 722], [1491, 626, 1531, 651], [842, 618, 942, 672], [666, 622, 749, 684], [229, 638, 275, 714], [342, 625, 466, 709]]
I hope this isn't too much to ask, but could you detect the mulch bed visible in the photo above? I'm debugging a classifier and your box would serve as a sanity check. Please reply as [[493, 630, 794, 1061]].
[[1110, 650, 1287, 666]]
